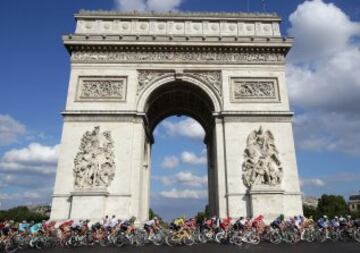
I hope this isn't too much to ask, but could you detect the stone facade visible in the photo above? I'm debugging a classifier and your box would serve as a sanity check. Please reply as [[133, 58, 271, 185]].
[[349, 192, 360, 212], [50, 11, 302, 222]]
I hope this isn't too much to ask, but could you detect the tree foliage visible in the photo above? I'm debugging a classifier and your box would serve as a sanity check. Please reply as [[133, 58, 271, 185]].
[[0, 206, 49, 222], [317, 194, 349, 218]]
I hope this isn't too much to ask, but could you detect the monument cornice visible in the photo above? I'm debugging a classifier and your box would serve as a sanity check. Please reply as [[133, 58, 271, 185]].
[[66, 44, 289, 65], [63, 35, 292, 48], [76, 10, 281, 21]]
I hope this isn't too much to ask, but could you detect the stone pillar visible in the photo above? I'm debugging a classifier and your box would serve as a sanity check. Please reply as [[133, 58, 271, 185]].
[[214, 118, 229, 218]]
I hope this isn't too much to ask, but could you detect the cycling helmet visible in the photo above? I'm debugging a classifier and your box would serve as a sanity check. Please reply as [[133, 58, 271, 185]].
[[279, 214, 284, 220], [323, 215, 328, 219]]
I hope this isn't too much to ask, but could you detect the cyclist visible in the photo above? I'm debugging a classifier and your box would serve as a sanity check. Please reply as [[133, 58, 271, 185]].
[[110, 215, 118, 229], [144, 217, 161, 236], [30, 222, 43, 236], [252, 215, 265, 235], [18, 220, 30, 234], [271, 214, 285, 230]]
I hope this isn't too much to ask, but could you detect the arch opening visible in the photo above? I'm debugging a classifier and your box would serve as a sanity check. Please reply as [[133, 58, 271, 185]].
[[142, 80, 219, 220], [145, 80, 215, 144]]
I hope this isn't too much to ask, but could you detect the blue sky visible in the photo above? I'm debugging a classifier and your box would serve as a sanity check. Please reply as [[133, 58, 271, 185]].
[[0, 0, 359, 220]]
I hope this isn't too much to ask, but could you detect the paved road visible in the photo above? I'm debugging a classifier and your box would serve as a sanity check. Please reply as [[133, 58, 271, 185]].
[[21, 242, 360, 253]]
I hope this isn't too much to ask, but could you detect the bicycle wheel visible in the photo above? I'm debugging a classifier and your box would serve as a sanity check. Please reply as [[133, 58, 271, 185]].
[[5, 241, 17, 253], [151, 233, 163, 246], [215, 231, 226, 244], [354, 229, 360, 243], [165, 235, 176, 247], [183, 235, 195, 246], [269, 230, 281, 244]]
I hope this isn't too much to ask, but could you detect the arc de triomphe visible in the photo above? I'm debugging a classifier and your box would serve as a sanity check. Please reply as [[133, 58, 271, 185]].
[[50, 10, 303, 222]]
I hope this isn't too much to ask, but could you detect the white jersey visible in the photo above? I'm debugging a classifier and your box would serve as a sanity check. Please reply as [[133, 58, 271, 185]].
[[145, 220, 155, 226], [110, 218, 118, 228]]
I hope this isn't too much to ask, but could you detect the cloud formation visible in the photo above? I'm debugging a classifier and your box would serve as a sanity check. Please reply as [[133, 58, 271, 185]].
[[300, 178, 325, 187], [0, 115, 26, 146], [160, 155, 179, 169], [161, 118, 205, 140], [181, 151, 207, 165], [286, 0, 360, 155], [114, 0, 182, 12], [159, 188, 207, 199], [153, 171, 207, 187], [0, 143, 59, 175]]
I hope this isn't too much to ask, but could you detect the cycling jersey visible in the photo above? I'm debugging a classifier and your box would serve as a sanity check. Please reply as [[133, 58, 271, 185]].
[[174, 218, 185, 227], [30, 223, 42, 234], [18, 222, 30, 232], [145, 220, 155, 226]]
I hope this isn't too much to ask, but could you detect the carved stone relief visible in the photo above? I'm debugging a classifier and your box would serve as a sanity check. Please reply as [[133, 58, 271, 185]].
[[72, 51, 284, 65], [137, 69, 222, 97], [73, 126, 115, 189], [137, 70, 174, 93], [242, 126, 283, 188], [231, 78, 279, 103], [77, 77, 127, 101], [185, 70, 222, 96]]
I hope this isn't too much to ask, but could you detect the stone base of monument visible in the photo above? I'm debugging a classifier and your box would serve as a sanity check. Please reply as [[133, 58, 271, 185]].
[[249, 185, 285, 223], [70, 187, 109, 221]]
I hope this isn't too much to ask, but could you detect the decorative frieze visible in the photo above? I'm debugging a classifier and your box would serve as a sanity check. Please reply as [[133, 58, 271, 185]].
[[72, 51, 284, 65], [77, 77, 127, 101], [231, 77, 279, 103], [74, 126, 116, 189]]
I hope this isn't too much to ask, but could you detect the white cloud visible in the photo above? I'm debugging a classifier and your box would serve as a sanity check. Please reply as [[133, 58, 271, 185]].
[[286, 0, 360, 155], [0, 187, 53, 208], [152, 175, 175, 185], [0, 114, 26, 146], [161, 155, 179, 169], [159, 188, 207, 199], [161, 118, 205, 140], [153, 171, 207, 187], [288, 0, 360, 63], [181, 151, 207, 165], [300, 178, 325, 187], [114, 0, 182, 12], [0, 143, 59, 175], [175, 171, 207, 187]]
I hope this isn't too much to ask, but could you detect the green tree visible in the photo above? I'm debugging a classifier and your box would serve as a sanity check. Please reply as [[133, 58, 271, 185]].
[[149, 208, 162, 220], [317, 194, 349, 218], [303, 205, 318, 219], [0, 206, 48, 222]]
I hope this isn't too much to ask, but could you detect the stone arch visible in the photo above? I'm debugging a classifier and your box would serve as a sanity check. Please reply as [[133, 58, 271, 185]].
[[136, 74, 222, 219], [136, 73, 222, 114]]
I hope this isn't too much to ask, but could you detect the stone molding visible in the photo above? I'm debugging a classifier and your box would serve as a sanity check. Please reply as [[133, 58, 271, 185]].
[[215, 111, 293, 123], [77, 10, 280, 19], [71, 49, 285, 65], [76, 76, 127, 102], [230, 77, 280, 103]]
